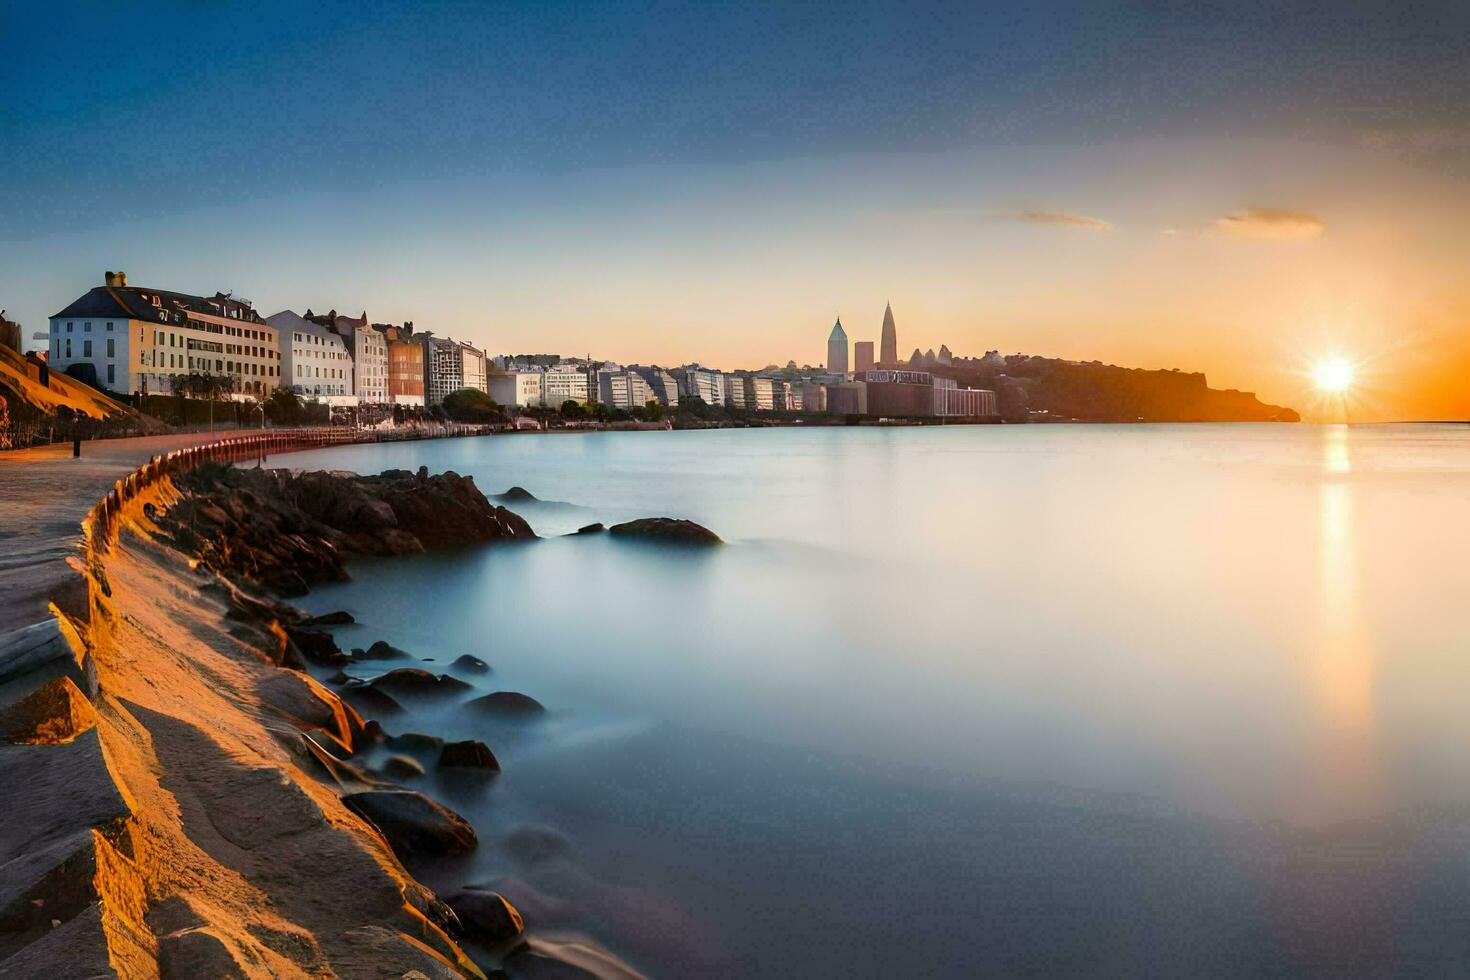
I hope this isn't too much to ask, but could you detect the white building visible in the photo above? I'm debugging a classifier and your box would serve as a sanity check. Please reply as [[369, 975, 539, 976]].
[[749, 377, 776, 411], [487, 369, 543, 407], [266, 310, 353, 399], [541, 362, 590, 406], [48, 271, 281, 397], [460, 342, 488, 393], [424, 337, 490, 405], [676, 367, 726, 406], [724, 373, 748, 409], [596, 368, 657, 409]]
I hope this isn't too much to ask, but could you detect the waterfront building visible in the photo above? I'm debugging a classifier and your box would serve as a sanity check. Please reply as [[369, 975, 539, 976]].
[[266, 310, 353, 399], [724, 373, 748, 409], [853, 341, 875, 373], [49, 271, 281, 397], [541, 362, 590, 406], [749, 376, 776, 411], [597, 368, 657, 409], [487, 369, 544, 407], [630, 366, 680, 406], [799, 381, 829, 413], [306, 310, 388, 404], [374, 324, 426, 406], [424, 336, 484, 405], [827, 318, 849, 375], [880, 301, 898, 366], [934, 386, 998, 417], [826, 381, 867, 415], [676, 366, 726, 406]]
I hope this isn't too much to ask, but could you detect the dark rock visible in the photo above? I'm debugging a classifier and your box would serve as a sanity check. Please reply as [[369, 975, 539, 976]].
[[338, 684, 404, 717], [467, 691, 546, 717], [385, 731, 445, 753], [342, 790, 477, 856], [326, 670, 351, 685], [439, 740, 501, 771], [446, 889, 524, 945], [607, 517, 721, 546], [303, 610, 355, 626], [496, 486, 537, 502], [573, 523, 605, 535], [283, 627, 349, 667], [368, 668, 472, 696], [380, 754, 426, 780], [451, 654, 490, 674], [357, 640, 410, 661]]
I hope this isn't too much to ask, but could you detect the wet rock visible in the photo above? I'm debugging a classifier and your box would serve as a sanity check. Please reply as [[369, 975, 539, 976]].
[[438, 740, 500, 772], [368, 668, 472, 696], [339, 684, 404, 718], [283, 627, 348, 667], [607, 517, 721, 546], [342, 790, 477, 856], [450, 654, 490, 674], [503, 939, 638, 979], [380, 754, 426, 780], [445, 889, 524, 945], [573, 523, 605, 535], [467, 692, 546, 718], [157, 926, 249, 980], [385, 732, 445, 754], [357, 640, 410, 661], [326, 670, 351, 685], [303, 610, 355, 626]]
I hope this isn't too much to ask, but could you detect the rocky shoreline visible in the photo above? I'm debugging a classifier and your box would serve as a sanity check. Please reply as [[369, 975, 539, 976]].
[[0, 445, 713, 977]]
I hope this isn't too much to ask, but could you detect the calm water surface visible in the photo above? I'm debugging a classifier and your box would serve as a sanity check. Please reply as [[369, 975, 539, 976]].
[[270, 424, 1470, 977]]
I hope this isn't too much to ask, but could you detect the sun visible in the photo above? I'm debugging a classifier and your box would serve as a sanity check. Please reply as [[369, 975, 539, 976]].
[[1312, 359, 1355, 394]]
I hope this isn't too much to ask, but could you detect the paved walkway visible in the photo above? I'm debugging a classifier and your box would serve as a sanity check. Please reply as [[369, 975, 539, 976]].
[[0, 430, 272, 627]]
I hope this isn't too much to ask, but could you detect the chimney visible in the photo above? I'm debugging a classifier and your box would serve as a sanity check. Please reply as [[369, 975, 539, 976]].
[[104, 271, 128, 287]]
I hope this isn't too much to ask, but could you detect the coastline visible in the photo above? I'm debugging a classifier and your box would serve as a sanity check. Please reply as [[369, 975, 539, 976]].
[[0, 428, 509, 977]]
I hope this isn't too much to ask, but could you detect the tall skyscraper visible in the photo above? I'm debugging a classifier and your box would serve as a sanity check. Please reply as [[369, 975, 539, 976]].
[[827, 317, 849, 375], [853, 341, 875, 373], [880, 302, 898, 366]]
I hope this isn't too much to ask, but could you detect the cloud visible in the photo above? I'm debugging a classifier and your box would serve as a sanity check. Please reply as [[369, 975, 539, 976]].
[[997, 209, 1113, 231], [1213, 207, 1324, 240]]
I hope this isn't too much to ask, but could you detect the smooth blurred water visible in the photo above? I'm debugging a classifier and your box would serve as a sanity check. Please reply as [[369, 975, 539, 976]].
[[271, 424, 1470, 977]]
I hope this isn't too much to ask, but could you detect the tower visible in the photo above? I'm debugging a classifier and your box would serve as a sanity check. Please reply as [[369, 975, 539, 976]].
[[880, 302, 897, 366], [827, 317, 849, 375]]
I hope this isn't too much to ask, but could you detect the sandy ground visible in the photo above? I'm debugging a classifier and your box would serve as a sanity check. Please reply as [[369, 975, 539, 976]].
[[0, 431, 272, 629]]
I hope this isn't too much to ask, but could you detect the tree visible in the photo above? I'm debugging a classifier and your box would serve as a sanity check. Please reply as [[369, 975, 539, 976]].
[[559, 399, 587, 419], [441, 388, 504, 423], [643, 399, 665, 421], [264, 387, 304, 425]]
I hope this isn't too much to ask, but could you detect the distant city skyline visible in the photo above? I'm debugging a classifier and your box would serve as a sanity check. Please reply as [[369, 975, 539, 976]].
[[3, 3, 1468, 421]]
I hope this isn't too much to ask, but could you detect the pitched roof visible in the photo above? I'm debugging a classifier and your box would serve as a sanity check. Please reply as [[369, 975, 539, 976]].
[[52, 284, 266, 326]]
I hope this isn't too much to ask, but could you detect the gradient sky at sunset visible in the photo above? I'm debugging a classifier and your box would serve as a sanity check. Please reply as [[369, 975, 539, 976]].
[[4, 1, 1468, 420]]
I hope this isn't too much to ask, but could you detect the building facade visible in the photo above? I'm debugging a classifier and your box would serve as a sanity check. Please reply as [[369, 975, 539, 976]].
[[597, 368, 657, 409], [266, 310, 353, 399], [49, 272, 281, 397], [853, 341, 875, 373], [487, 370, 544, 407], [676, 366, 726, 406], [541, 363, 590, 405]]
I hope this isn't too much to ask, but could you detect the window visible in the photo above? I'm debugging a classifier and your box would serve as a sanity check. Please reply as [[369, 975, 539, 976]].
[[106, 365, 115, 384], [106, 339, 115, 357], [83, 340, 92, 357], [106, 321, 114, 331], [67, 322, 73, 332], [64, 339, 71, 358], [84, 321, 92, 331]]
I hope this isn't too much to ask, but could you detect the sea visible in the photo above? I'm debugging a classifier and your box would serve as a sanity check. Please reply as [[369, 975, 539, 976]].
[[268, 423, 1470, 977]]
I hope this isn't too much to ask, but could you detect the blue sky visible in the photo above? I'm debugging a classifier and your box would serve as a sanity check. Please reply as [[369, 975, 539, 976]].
[[4, 1, 1469, 416]]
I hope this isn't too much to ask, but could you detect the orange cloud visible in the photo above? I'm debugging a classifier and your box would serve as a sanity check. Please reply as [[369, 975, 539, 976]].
[[997, 210, 1113, 231], [1214, 207, 1325, 240]]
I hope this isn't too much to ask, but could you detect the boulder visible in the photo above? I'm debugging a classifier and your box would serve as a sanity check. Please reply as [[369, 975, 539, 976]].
[[467, 692, 546, 718], [0, 676, 97, 745], [503, 826, 573, 867], [284, 627, 348, 667], [496, 487, 537, 502], [339, 684, 404, 718], [573, 523, 605, 535], [438, 740, 500, 772], [380, 754, 426, 780], [342, 790, 477, 856], [368, 669, 472, 696], [385, 732, 445, 754], [450, 654, 490, 674], [303, 610, 355, 626], [358, 640, 410, 661], [445, 889, 524, 945], [607, 518, 721, 546]]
